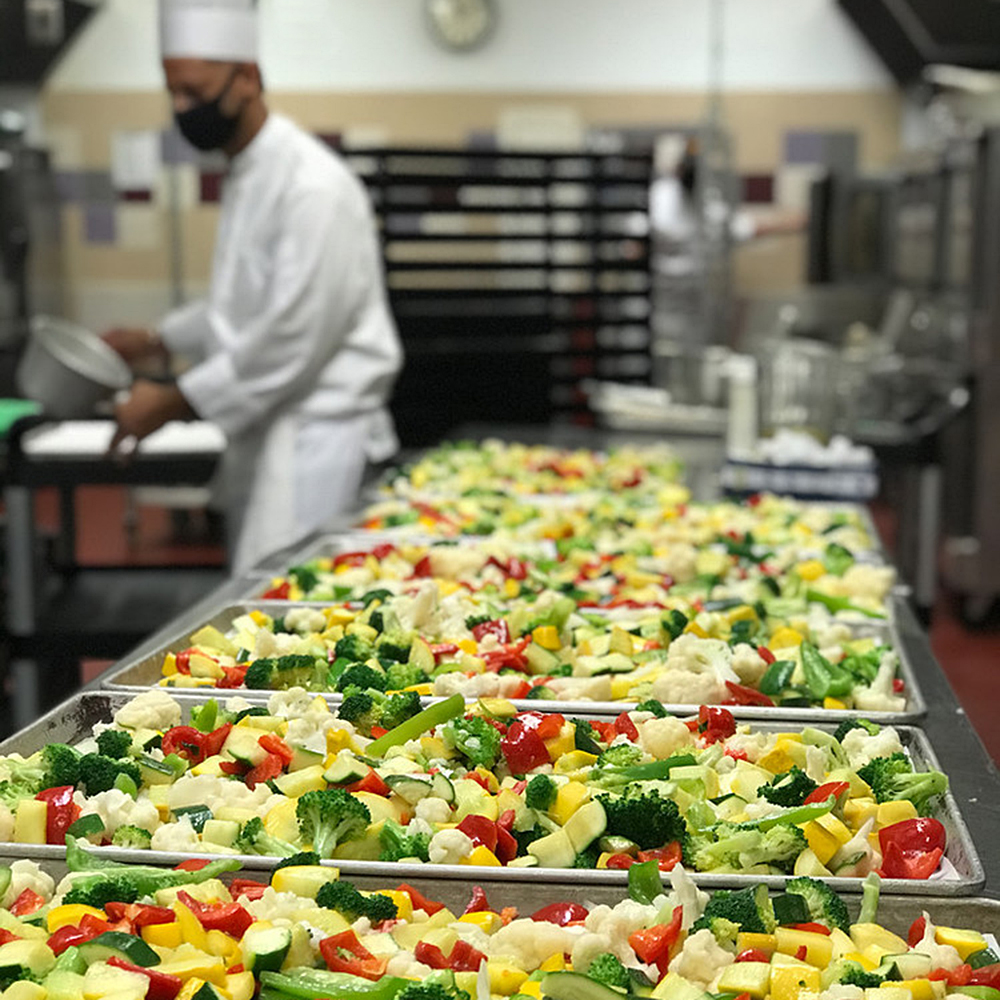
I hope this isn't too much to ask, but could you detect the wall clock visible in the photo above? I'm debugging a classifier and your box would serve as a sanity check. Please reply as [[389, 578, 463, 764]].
[[425, 0, 498, 53]]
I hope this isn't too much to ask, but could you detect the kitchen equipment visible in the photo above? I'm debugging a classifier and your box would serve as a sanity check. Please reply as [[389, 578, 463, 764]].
[[756, 338, 839, 442], [16, 315, 132, 418]]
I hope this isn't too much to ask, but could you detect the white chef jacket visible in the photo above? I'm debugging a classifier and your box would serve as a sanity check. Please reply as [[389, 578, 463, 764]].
[[159, 113, 404, 572]]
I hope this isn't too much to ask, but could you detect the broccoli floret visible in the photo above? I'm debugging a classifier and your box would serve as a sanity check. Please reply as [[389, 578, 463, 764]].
[[379, 818, 431, 862], [336, 663, 388, 694], [96, 730, 134, 760], [0, 754, 46, 802], [337, 691, 384, 736], [598, 744, 643, 769], [525, 685, 556, 701], [397, 984, 470, 1000], [381, 691, 423, 731], [834, 719, 881, 742], [376, 633, 413, 663], [42, 744, 81, 788], [270, 851, 320, 874], [635, 699, 668, 718], [838, 961, 886, 989], [785, 877, 850, 932], [0, 970, 40, 990], [296, 788, 370, 859], [288, 564, 320, 593], [525, 774, 558, 811], [572, 845, 601, 869], [385, 661, 428, 691], [587, 953, 630, 990], [699, 916, 741, 949], [440, 717, 502, 769], [334, 634, 375, 664], [857, 754, 948, 814], [110, 825, 152, 850], [244, 655, 324, 691], [597, 789, 686, 851], [78, 755, 141, 796], [760, 767, 818, 808], [513, 826, 544, 854], [233, 706, 270, 724], [361, 588, 394, 608], [316, 879, 399, 923], [685, 823, 806, 875], [694, 884, 776, 934], [571, 718, 604, 755], [234, 817, 298, 858], [64, 875, 140, 908]]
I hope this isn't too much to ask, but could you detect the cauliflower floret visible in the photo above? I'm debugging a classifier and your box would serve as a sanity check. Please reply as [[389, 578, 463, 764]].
[[429, 546, 486, 581], [428, 828, 474, 865], [167, 773, 281, 814], [666, 634, 738, 682], [722, 731, 768, 764], [912, 913, 962, 971], [397, 581, 439, 632], [638, 716, 693, 758], [224, 696, 254, 715], [548, 676, 614, 702], [150, 817, 204, 853], [817, 987, 865, 1000], [652, 669, 725, 706], [286, 711, 348, 756], [670, 928, 735, 987], [267, 687, 316, 720], [665, 864, 709, 930], [837, 564, 896, 603], [816, 623, 853, 649], [656, 543, 698, 584], [114, 690, 182, 731], [247, 886, 318, 924], [2, 860, 55, 908], [490, 918, 583, 972], [731, 643, 768, 686], [852, 652, 906, 713], [77, 788, 159, 836], [385, 952, 435, 979], [415, 797, 453, 825], [283, 608, 327, 635], [803, 744, 829, 783], [841, 726, 904, 770], [0, 803, 14, 843], [577, 899, 659, 967]]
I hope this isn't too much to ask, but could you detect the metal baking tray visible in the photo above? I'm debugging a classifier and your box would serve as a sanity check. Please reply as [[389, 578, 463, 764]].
[[101, 600, 927, 724], [0, 691, 982, 895]]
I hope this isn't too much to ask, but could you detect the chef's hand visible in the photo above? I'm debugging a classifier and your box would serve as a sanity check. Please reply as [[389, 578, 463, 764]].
[[102, 327, 168, 366], [109, 380, 194, 459]]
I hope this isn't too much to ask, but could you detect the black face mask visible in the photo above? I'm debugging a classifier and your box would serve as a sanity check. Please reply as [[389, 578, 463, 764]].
[[175, 68, 242, 152]]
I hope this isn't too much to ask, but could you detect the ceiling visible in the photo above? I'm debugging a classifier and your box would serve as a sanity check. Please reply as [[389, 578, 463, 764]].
[[838, 0, 1000, 83]]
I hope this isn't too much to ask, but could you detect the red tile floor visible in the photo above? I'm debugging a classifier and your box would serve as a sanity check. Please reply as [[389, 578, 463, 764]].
[[29, 487, 1000, 764]]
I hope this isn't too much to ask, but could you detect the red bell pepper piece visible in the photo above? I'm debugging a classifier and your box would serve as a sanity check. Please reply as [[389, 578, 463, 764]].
[[908, 915, 927, 947], [970, 965, 1000, 989], [495, 824, 518, 865], [500, 719, 551, 774], [697, 705, 737, 743], [531, 902, 589, 926], [613, 711, 639, 741], [878, 818, 946, 879], [370, 726, 388, 739], [161, 726, 208, 764], [219, 760, 248, 777], [758, 646, 776, 665], [930, 965, 972, 986], [0, 931, 17, 947], [430, 643, 460, 663], [229, 879, 268, 902], [457, 814, 498, 854], [36, 785, 81, 845], [200, 723, 233, 760], [261, 581, 291, 600], [795, 946, 809, 961], [517, 711, 564, 741], [48, 924, 96, 955], [259, 733, 294, 767], [790, 923, 832, 936], [245, 751, 285, 789], [107, 958, 183, 1000], [637, 842, 683, 871], [449, 939, 488, 971], [606, 853, 639, 869], [725, 747, 750, 762], [372, 543, 396, 559], [463, 886, 491, 914], [397, 883, 445, 915], [628, 905, 683, 976], [319, 930, 387, 981], [333, 552, 369, 569], [882, 845, 944, 880], [508, 680, 532, 700], [174, 650, 192, 674], [481, 639, 531, 673], [411, 555, 433, 578], [723, 682, 776, 707], [104, 902, 176, 930], [176, 892, 253, 938], [471, 619, 511, 644], [804, 782, 851, 806], [893, 678, 906, 694], [737, 949, 771, 963], [174, 859, 211, 871], [9, 889, 44, 917], [219, 665, 248, 688], [346, 769, 391, 797], [414, 940, 449, 969]]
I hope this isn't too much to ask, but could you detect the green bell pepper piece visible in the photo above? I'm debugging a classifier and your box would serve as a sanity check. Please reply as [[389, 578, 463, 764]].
[[366, 694, 464, 755]]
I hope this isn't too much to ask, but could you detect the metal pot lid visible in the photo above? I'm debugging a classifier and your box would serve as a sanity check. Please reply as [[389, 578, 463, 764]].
[[29, 316, 133, 391]]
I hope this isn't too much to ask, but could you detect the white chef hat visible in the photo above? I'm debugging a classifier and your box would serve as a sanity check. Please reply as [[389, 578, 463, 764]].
[[160, 0, 258, 62]]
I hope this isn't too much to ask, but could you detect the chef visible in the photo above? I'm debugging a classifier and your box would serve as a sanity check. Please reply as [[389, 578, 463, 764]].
[[104, 0, 404, 573]]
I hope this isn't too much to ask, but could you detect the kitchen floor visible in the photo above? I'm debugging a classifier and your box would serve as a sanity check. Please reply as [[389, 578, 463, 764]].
[[27, 487, 1000, 765]]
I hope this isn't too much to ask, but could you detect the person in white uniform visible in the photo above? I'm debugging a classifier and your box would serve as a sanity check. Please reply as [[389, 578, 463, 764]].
[[105, 0, 403, 573]]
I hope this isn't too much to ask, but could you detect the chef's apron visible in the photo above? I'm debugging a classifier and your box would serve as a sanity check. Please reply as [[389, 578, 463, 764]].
[[225, 409, 384, 574]]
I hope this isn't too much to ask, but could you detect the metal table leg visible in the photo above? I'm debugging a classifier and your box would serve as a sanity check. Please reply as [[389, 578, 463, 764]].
[[5, 485, 39, 725]]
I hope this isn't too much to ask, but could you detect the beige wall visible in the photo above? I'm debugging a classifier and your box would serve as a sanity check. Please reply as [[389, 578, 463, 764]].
[[42, 87, 902, 326]]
